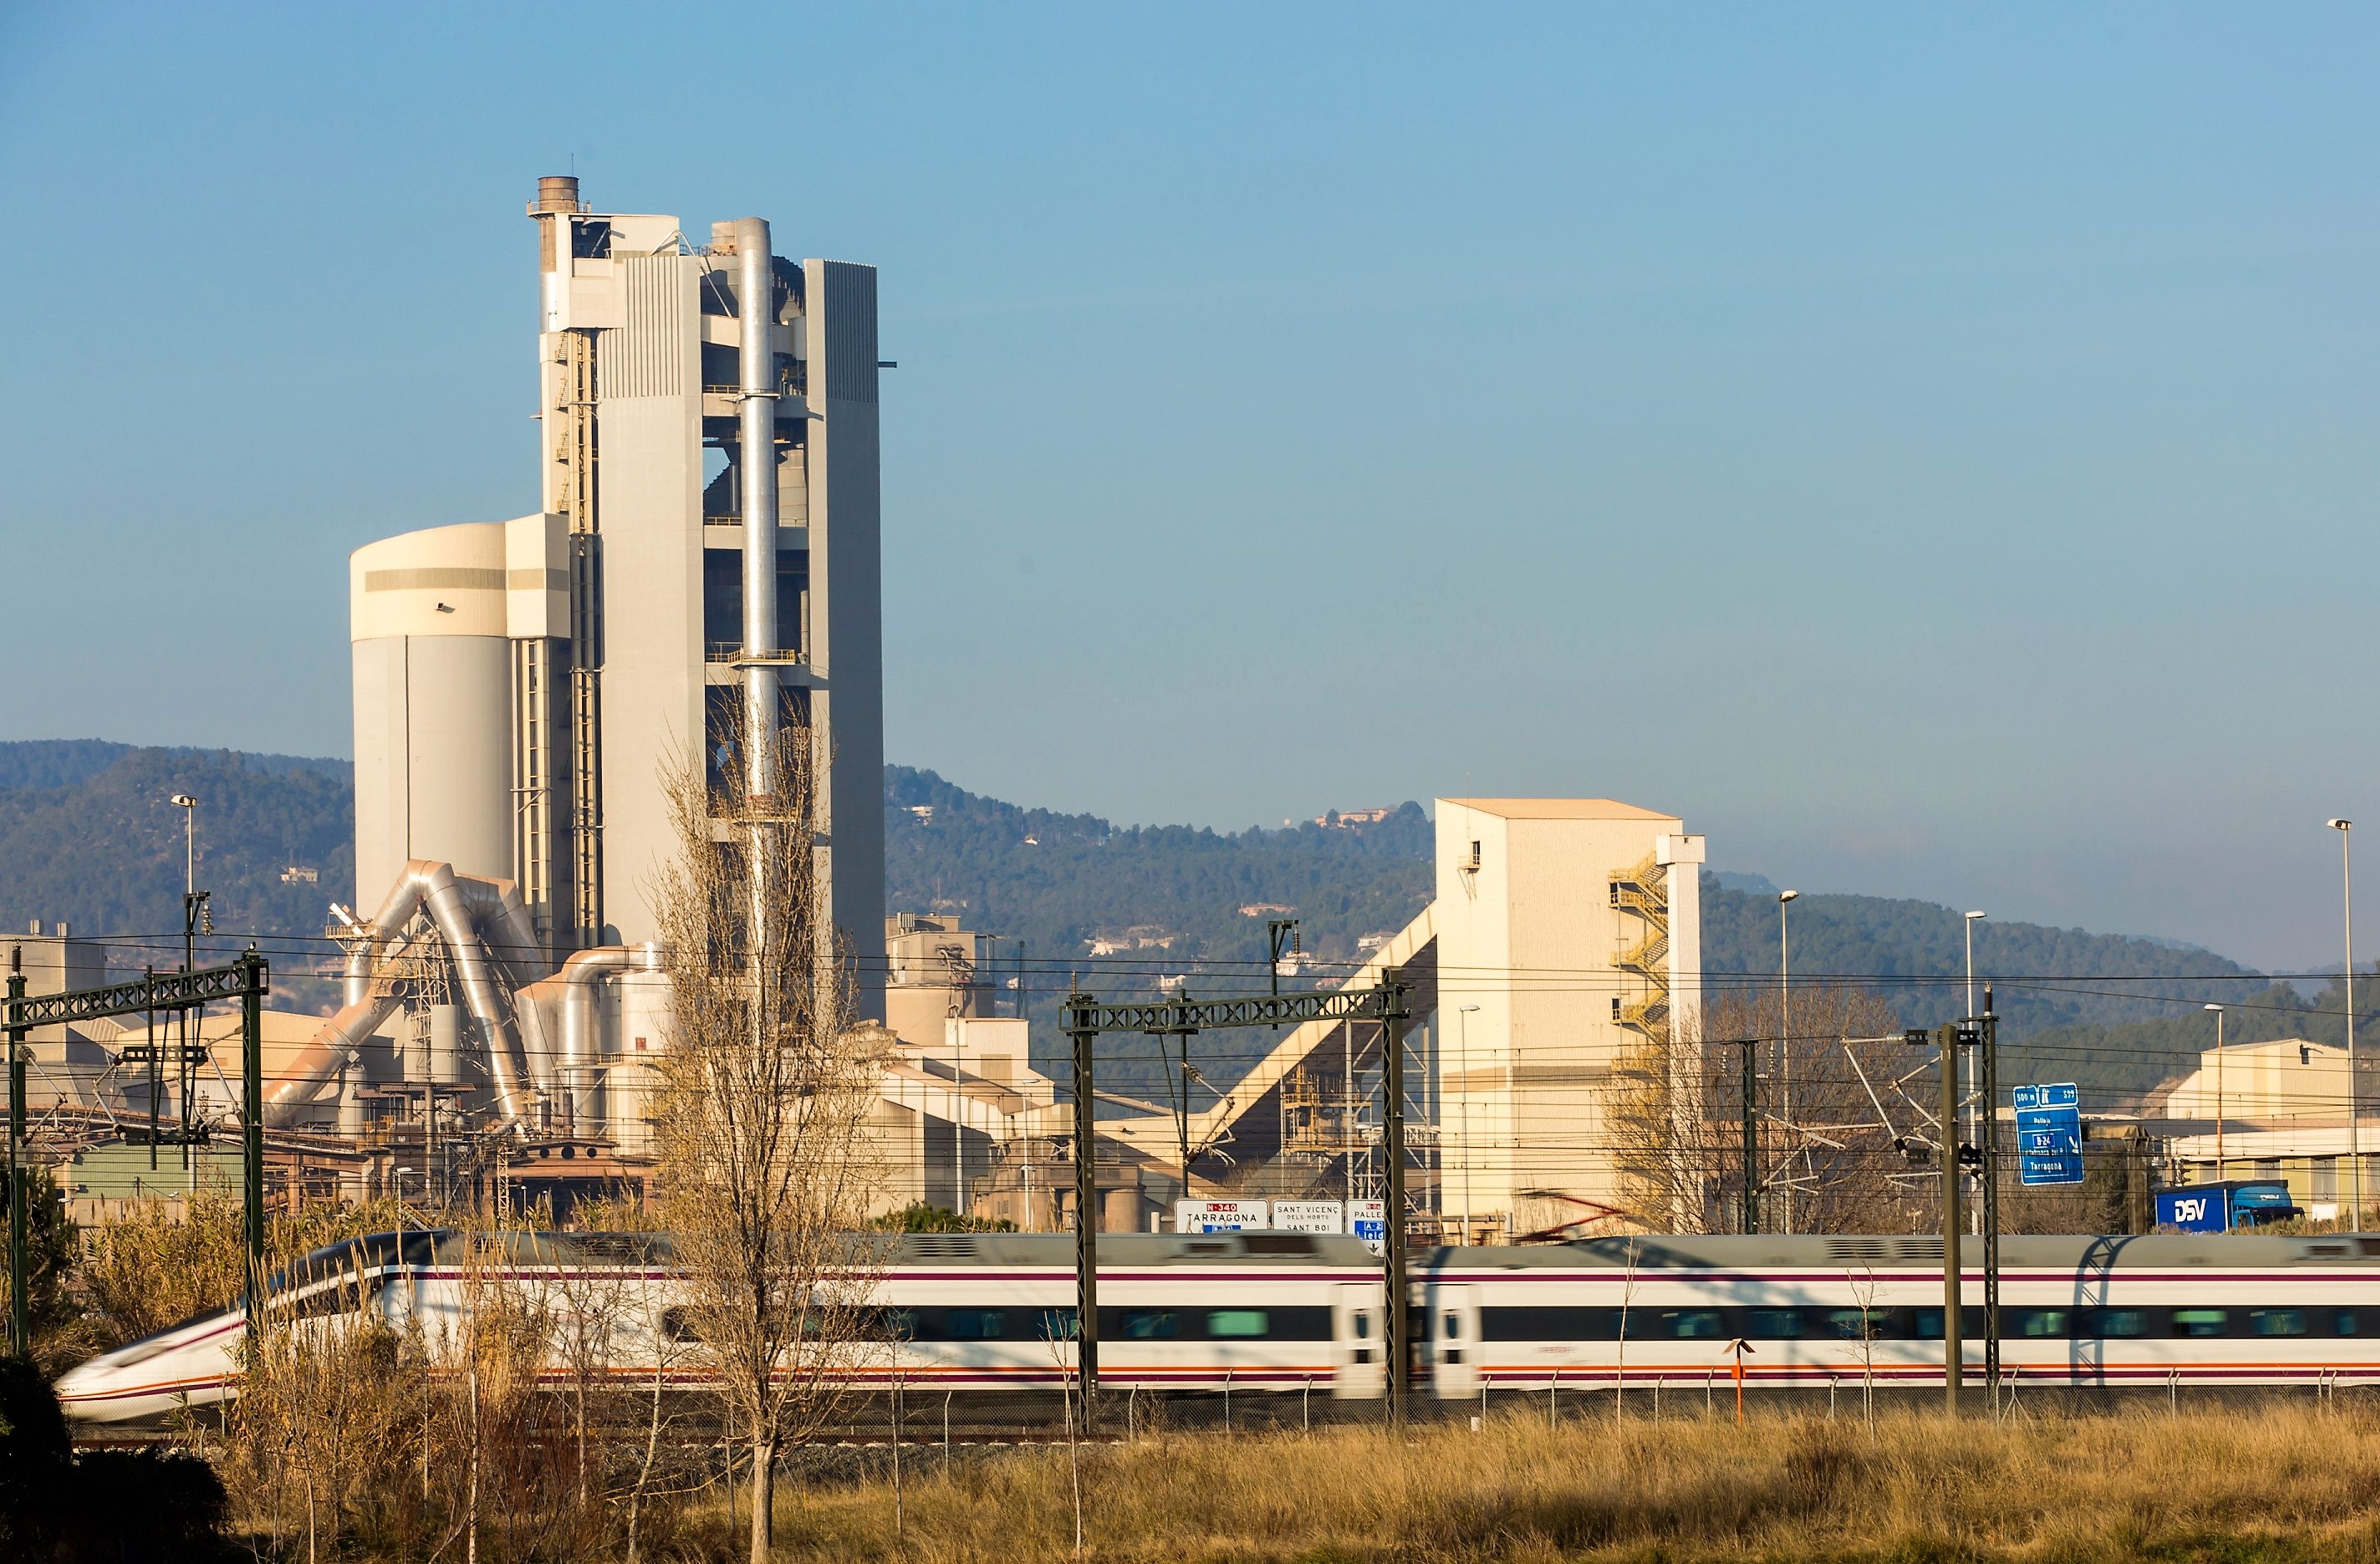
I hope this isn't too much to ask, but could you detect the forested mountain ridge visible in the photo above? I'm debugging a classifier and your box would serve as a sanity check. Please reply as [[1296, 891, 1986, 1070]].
[[0, 741, 353, 984]]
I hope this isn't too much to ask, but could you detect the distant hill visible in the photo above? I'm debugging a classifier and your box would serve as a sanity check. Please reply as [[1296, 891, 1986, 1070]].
[[0, 741, 353, 997], [1697, 883, 2296, 1103], [884, 765, 1432, 977]]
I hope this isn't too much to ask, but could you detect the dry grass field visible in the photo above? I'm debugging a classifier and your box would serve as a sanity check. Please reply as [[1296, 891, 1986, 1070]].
[[719, 1402, 2380, 1563]]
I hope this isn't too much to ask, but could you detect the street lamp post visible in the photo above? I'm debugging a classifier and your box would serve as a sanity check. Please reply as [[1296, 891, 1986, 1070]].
[[1778, 891, 1798, 1233], [1457, 1004, 1479, 1244], [2204, 1004, 2225, 1188], [1964, 912, 1987, 1234], [2332, 820, 2359, 1228]]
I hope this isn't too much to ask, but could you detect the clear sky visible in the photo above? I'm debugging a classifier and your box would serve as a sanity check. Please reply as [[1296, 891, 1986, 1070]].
[[1, 4, 2374, 970]]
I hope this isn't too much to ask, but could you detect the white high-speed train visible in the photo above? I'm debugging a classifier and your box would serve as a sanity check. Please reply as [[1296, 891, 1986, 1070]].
[[56, 1229, 2380, 1424]]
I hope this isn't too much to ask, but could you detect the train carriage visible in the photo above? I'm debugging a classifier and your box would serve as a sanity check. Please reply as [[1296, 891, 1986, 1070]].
[[55, 1229, 2380, 1426]]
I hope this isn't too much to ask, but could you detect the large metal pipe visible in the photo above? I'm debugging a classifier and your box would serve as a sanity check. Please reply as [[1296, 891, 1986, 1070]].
[[513, 941, 663, 1134], [328, 859, 542, 1123], [737, 217, 781, 800], [263, 995, 400, 1128]]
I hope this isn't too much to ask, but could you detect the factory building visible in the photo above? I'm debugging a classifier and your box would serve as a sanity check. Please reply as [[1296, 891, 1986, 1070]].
[[1086, 799, 1705, 1244], [349, 176, 884, 984]]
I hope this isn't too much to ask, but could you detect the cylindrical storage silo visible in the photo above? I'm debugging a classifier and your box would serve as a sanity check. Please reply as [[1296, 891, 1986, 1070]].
[[428, 1004, 463, 1086], [350, 522, 515, 913], [607, 966, 674, 1156]]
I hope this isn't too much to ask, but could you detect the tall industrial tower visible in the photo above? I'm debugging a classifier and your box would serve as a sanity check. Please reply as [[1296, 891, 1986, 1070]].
[[352, 177, 885, 1010]]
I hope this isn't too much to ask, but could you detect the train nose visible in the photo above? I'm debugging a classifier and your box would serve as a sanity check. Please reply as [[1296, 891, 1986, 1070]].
[[53, 1355, 110, 1414]]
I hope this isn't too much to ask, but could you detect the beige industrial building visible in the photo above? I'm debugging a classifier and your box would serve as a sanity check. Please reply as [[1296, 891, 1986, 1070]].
[[2158, 1037, 2380, 1219], [1092, 797, 1705, 1243], [348, 177, 884, 972]]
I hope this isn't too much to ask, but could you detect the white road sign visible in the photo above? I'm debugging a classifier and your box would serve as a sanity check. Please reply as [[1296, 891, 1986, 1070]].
[[1175, 1199, 1268, 1233], [1272, 1199, 1344, 1233]]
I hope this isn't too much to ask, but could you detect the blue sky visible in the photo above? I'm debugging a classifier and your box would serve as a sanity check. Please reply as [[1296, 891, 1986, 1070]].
[[1, 4, 2374, 969]]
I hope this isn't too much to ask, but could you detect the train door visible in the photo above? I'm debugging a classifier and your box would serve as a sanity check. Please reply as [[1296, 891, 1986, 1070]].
[[1433, 1284, 1481, 1400], [1333, 1283, 1384, 1399]]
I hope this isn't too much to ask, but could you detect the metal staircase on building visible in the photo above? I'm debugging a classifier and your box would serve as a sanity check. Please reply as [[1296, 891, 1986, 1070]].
[[1610, 852, 1670, 1039]]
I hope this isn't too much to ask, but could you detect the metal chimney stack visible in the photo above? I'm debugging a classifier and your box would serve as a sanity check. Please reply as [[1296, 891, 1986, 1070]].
[[735, 218, 781, 801]]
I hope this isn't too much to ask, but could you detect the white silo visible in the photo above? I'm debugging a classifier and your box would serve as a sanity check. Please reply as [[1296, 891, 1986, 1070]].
[[347, 519, 566, 918], [606, 962, 674, 1156], [351, 521, 518, 910]]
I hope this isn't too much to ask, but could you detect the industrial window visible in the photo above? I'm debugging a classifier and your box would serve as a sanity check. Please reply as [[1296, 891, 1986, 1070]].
[[2256, 1160, 2283, 1180], [570, 218, 612, 260], [2250, 1309, 2309, 1337], [1206, 1311, 1269, 1338], [2172, 1309, 2230, 1338], [2315, 1159, 2340, 1200]]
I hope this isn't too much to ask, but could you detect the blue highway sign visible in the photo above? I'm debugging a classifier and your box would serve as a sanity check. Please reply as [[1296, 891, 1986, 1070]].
[[2012, 1082, 2084, 1186]]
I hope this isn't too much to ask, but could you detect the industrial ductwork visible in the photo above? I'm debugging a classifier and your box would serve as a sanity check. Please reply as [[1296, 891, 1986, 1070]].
[[513, 941, 663, 1134], [272, 859, 550, 1128]]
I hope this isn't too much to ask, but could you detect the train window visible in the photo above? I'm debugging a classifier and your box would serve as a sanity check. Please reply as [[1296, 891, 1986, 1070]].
[[1746, 1309, 1802, 1338], [1351, 1311, 1373, 1340], [1912, 1308, 1988, 1340], [661, 1308, 703, 1342], [281, 1278, 382, 1323], [1240, 1235, 1315, 1255], [1482, 1308, 1622, 1341], [1826, 1309, 1889, 1341], [941, 1310, 1005, 1340], [1208, 1311, 1269, 1338], [2082, 1309, 2149, 1338], [2009, 1310, 2069, 1338], [1442, 1312, 1462, 1341], [1260, 1307, 1333, 1341], [876, 1309, 917, 1341], [1121, 1311, 1182, 1340], [1038, 1309, 1079, 1341], [2172, 1310, 2230, 1338], [1664, 1311, 1726, 1339], [2334, 1312, 2361, 1336], [2250, 1309, 2309, 1337]]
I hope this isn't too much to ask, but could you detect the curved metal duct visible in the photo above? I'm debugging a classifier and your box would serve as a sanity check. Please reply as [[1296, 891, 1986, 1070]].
[[514, 941, 665, 1135], [317, 859, 544, 1125]]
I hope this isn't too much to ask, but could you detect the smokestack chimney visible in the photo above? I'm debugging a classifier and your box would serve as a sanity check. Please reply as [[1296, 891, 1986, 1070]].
[[532, 175, 581, 214]]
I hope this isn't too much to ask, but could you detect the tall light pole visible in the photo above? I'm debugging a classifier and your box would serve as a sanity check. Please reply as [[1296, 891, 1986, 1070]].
[[2332, 819, 2359, 1228], [1457, 1004, 1479, 1245], [1964, 911, 1986, 1235], [1778, 891, 1798, 1233], [170, 794, 198, 897], [2204, 1004, 2225, 1187]]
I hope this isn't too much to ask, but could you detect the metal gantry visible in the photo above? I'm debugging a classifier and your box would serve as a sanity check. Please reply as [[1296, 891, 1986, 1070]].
[[1061, 973, 1413, 1428], [7, 951, 270, 1355]]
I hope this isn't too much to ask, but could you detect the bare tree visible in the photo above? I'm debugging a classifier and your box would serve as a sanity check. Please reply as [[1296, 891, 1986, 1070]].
[[1612, 985, 1917, 1234], [652, 707, 895, 1564]]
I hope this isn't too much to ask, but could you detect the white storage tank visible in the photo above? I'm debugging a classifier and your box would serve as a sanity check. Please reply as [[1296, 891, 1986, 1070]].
[[351, 522, 514, 910], [606, 964, 674, 1156]]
